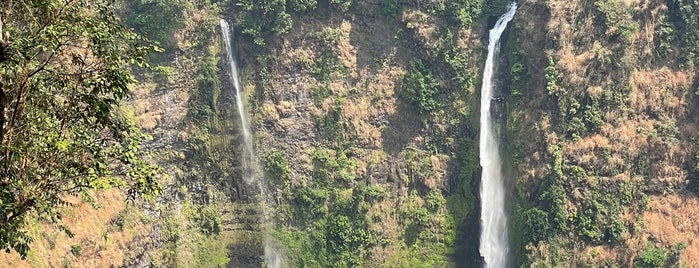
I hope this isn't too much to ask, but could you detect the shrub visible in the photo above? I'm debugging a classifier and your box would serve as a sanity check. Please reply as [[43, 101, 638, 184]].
[[237, 0, 293, 47], [70, 244, 82, 257], [378, 0, 402, 19], [289, 0, 318, 12], [545, 56, 560, 96], [401, 59, 440, 114], [126, 0, 188, 51], [194, 206, 222, 236], [262, 150, 291, 182], [635, 244, 668, 268]]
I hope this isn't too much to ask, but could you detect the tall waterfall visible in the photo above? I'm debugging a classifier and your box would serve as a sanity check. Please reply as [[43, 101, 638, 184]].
[[220, 19, 256, 184], [479, 3, 517, 268], [220, 19, 283, 268]]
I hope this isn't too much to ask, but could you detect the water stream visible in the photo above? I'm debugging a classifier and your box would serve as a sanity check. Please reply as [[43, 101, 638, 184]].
[[478, 3, 518, 268], [220, 19, 283, 268], [220, 19, 256, 184]]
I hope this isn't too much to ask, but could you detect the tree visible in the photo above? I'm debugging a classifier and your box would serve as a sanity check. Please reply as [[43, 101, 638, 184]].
[[124, 0, 188, 51], [237, 0, 292, 47], [0, 0, 161, 258]]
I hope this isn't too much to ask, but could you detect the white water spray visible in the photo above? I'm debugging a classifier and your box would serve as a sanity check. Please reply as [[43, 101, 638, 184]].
[[220, 19, 283, 268], [220, 19, 256, 184], [479, 3, 517, 268]]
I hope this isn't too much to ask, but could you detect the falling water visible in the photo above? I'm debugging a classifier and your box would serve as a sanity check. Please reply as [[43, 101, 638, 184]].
[[479, 3, 517, 268], [220, 19, 256, 184], [220, 19, 283, 268]]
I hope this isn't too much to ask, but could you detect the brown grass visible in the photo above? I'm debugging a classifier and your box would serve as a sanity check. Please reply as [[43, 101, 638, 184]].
[[0, 190, 151, 267], [643, 194, 699, 266], [629, 68, 691, 118]]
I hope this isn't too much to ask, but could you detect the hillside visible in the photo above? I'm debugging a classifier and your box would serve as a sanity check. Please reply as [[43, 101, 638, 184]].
[[1, 0, 698, 267]]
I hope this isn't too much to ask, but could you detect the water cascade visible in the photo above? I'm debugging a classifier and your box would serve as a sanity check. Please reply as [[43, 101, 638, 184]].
[[220, 19, 283, 268], [478, 3, 517, 268], [220, 19, 257, 184]]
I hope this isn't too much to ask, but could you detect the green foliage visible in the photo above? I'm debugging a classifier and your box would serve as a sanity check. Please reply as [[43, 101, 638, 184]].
[[262, 149, 292, 182], [329, 0, 352, 12], [70, 244, 82, 257], [443, 0, 485, 29], [0, 0, 161, 257], [294, 186, 330, 220], [310, 52, 348, 82], [424, 190, 446, 212], [594, 0, 639, 44], [583, 102, 604, 132], [237, 0, 292, 47], [516, 205, 552, 243], [689, 141, 699, 193], [668, 0, 699, 68], [310, 147, 356, 184], [125, 0, 188, 51], [505, 28, 528, 98], [314, 98, 351, 144], [289, 0, 318, 13], [309, 85, 332, 106], [545, 56, 560, 96], [192, 206, 222, 236], [440, 29, 475, 92], [193, 234, 230, 267], [275, 144, 383, 267], [401, 59, 440, 114], [654, 15, 675, 59], [635, 244, 668, 268], [378, 0, 402, 19], [280, 184, 382, 266], [656, 121, 679, 145], [190, 55, 221, 122]]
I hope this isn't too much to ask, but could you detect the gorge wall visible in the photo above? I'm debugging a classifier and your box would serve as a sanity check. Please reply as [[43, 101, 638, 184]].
[[1, 0, 699, 267]]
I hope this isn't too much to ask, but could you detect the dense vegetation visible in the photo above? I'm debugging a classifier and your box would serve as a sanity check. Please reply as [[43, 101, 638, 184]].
[[3, 0, 699, 266], [0, 0, 161, 258]]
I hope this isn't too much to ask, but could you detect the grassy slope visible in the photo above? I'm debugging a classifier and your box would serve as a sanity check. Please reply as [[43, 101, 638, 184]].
[[508, 0, 699, 266]]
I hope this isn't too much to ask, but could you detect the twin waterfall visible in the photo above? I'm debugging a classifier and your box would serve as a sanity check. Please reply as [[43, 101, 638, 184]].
[[222, 3, 517, 265], [220, 19, 282, 268], [479, 3, 517, 268]]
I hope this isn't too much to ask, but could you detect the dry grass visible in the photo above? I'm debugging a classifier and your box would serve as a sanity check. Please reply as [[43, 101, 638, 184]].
[[0, 189, 151, 267], [643, 194, 699, 265], [629, 68, 691, 118]]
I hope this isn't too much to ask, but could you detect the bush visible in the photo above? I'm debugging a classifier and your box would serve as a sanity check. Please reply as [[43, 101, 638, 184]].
[[237, 0, 293, 47], [443, 0, 484, 29], [378, 0, 402, 19], [289, 0, 318, 12], [517, 207, 551, 242], [401, 59, 440, 114], [329, 0, 352, 12], [545, 56, 560, 96], [126, 0, 188, 51], [635, 244, 668, 268], [194, 206, 222, 236], [262, 150, 291, 182], [70, 244, 82, 257]]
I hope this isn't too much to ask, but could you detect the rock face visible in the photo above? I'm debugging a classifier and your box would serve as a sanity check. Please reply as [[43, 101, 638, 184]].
[[507, 0, 699, 266], [3, 0, 699, 267]]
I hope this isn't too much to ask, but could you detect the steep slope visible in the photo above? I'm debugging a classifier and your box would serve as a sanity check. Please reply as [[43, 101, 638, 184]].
[[507, 0, 699, 266], [3, 0, 699, 267], [229, 0, 509, 266]]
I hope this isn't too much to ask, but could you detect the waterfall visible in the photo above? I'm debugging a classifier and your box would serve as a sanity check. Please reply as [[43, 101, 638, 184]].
[[220, 19, 256, 184], [479, 3, 517, 268], [220, 19, 283, 268]]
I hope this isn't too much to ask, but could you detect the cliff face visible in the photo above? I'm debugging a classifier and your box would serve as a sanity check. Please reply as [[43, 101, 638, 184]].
[[2, 0, 699, 267], [509, 0, 699, 266], [240, 2, 488, 265]]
